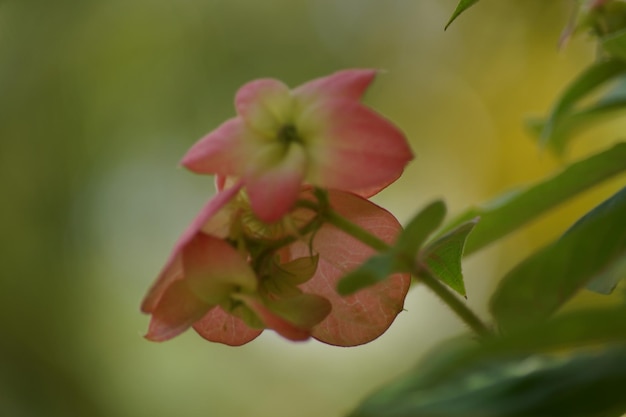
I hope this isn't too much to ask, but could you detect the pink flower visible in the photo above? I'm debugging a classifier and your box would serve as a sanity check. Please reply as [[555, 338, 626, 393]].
[[141, 182, 330, 345], [141, 185, 410, 346], [181, 69, 413, 223]]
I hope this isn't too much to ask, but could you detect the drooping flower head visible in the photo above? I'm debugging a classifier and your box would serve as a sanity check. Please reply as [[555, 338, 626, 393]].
[[182, 69, 413, 222], [141, 183, 410, 346], [142, 70, 413, 346]]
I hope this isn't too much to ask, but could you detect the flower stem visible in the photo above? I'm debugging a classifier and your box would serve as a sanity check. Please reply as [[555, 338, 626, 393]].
[[413, 264, 490, 336], [325, 208, 490, 337], [324, 209, 390, 252]]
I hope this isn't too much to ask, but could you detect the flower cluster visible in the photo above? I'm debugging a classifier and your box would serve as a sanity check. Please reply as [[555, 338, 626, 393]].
[[141, 69, 414, 346]]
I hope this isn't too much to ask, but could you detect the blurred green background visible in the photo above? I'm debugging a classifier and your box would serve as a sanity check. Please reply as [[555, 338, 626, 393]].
[[1, 1, 621, 416]]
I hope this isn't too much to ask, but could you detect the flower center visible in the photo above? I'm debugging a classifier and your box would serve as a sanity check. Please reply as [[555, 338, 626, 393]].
[[277, 124, 302, 147], [230, 191, 310, 240]]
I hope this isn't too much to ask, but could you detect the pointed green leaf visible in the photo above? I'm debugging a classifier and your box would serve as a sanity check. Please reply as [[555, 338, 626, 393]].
[[491, 186, 626, 331], [441, 143, 626, 256], [539, 59, 626, 153], [445, 0, 480, 30], [396, 200, 447, 256], [419, 219, 478, 296]]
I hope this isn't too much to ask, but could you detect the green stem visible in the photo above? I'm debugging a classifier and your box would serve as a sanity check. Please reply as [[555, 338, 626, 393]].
[[414, 264, 490, 336], [325, 208, 490, 337], [324, 210, 390, 252]]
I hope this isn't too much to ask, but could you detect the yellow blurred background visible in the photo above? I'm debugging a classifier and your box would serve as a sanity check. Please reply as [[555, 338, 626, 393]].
[[2, 1, 623, 416]]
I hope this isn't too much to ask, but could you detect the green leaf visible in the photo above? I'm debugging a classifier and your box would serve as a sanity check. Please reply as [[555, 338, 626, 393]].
[[587, 253, 626, 294], [428, 304, 626, 383], [338, 201, 446, 295], [396, 200, 446, 256], [539, 59, 626, 153], [336, 253, 399, 296], [490, 186, 626, 332], [445, 0, 480, 30], [602, 28, 626, 61], [587, 2, 626, 38], [349, 304, 626, 417], [349, 346, 626, 417], [527, 76, 626, 149], [419, 219, 478, 297], [441, 143, 626, 256]]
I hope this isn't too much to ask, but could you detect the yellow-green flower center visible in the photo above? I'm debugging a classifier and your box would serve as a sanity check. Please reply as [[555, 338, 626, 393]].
[[229, 191, 309, 241], [277, 124, 303, 147]]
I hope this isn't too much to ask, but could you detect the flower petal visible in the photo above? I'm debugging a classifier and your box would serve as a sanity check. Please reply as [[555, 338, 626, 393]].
[[183, 233, 257, 304], [288, 190, 410, 346], [235, 78, 293, 136], [181, 118, 253, 176], [193, 307, 262, 346], [294, 69, 377, 104], [144, 280, 214, 342], [246, 144, 307, 223], [140, 182, 242, 313], [302, 100, 413, 198]]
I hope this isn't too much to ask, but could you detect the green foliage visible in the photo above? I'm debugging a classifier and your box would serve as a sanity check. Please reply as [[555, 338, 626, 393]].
[[336, 252, 400, 296], [419, 218, 478, 297], [349, 6, 626, 417], [348, 304, 626, 417], [350, 346, 626, 417], [338, 201, 476, 297], [441, 143, 626, 256], [337, 201, 446, 295], [395, 200, 446, 255], [537, 59, 626, 153], [582, 1, 626, 38], [587, 252, 626, 294], [528, 76, 626, 151], [490, 186, 626, 332], [532, 1, 626, 154], [445, 0, 481, 30], [602, 28, 626, 59]]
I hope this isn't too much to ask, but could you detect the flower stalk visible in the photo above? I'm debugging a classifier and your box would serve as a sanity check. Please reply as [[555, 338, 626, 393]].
[[324, 206, 490, 337]]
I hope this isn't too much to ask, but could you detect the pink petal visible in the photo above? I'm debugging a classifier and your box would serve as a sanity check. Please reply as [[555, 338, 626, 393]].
[[181, 118, 252, 176], [235, 78, 293, 136], [294, 69, 377, 103], [141, 182, 242, 313], [193, 307, 262, 346], [235, 294, 311, 342], [183, 233, 257, 304], [288, 191, 410, 346], [214, 175, 227, 192], [303, 100, 413, 198], [246, 144, 307, 223], [145, 280, 214, 342]]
